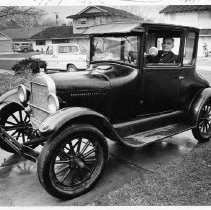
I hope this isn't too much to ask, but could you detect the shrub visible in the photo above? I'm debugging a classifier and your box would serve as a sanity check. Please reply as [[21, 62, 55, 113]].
[[12, 58, 47, 76]]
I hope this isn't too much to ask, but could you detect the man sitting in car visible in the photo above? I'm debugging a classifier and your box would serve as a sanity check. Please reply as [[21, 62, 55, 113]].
[[147, 37, 178, 63]]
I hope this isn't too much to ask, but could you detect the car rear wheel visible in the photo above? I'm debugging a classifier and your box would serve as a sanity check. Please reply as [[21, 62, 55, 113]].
[[67, 64, 77, 72], [37, 124, 108, 199], [192, 99, 211, 142]]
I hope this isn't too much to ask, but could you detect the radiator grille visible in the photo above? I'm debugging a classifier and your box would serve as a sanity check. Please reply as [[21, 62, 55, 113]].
[[29, 73, 55, 127]]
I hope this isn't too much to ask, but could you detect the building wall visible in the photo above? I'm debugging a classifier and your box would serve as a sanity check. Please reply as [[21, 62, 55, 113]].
[[0, 33, 12, 53], [73, 15, 137, 34], [198, 36, 211, 56], [161, 11, 211, 56], [32, 40, 52, 52], [162, 11, 211, 29]]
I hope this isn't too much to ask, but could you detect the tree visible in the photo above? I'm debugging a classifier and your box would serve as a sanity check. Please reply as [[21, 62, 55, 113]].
[[0, 6, 45, 28]]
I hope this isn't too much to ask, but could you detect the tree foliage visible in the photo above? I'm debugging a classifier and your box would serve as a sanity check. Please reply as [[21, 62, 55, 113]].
[[0, 6, 45, 28]]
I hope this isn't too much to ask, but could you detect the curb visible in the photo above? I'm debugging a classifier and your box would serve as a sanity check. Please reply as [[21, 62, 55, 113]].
[[0, 69, 14, 75], [0, 58, 24, 60]]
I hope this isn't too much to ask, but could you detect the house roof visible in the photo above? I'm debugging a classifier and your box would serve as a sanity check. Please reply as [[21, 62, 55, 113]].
[[30, 25, 88, 40], [160, 5, 211, 14], [83, 21, 199, 35], [0, 32, 12, 41], [66, 5, 142, 20], [1, 26, 48, 41], [0, 23, 7, 30]]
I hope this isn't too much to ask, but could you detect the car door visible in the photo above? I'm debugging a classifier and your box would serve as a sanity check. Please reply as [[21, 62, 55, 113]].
[[141, 27, 183, 112], [142, 65, 182, 112]]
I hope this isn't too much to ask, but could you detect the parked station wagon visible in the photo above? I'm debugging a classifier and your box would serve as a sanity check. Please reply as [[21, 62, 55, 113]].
[[0, 22, 211, 199], [13, 42, 33, 53], [31, 43, 88, 71]]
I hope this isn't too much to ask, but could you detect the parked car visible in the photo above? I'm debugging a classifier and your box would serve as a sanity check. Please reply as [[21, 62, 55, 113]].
[[31, 43, 88, 71], [13, 42, 33, 53], [1, 22, 211, 200]]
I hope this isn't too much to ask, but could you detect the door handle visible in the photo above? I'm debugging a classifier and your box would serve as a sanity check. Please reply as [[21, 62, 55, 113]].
[[178, 76, 184, 80]]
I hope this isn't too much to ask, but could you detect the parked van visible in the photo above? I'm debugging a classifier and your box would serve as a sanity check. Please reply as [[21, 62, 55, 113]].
[[13, 42, 33, 52]]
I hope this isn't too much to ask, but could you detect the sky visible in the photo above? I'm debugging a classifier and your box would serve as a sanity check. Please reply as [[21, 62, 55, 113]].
[[0, 0, 211, 24], [1, 0, 211, 6], [38, 5, 166, 24]]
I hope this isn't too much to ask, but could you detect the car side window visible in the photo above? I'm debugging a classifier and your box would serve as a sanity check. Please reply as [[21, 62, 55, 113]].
[[183, 32, 196, 65], [145, 29, 181, 66], [58, 46, 79, 53]]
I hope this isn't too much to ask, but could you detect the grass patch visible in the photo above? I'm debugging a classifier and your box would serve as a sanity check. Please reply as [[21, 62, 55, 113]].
[[0, 73, 31, 96]]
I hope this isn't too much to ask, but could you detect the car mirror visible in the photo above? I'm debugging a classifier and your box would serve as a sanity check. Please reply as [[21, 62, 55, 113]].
[[148, 47, 158, 57]]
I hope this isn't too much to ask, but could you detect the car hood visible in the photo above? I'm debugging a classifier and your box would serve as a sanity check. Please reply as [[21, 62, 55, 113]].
[[31, 54, 45, 59], [48, 69, 111, 94]]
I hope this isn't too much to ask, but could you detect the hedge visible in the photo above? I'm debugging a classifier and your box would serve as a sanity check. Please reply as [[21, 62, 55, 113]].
[[12, 58, 47, 76]]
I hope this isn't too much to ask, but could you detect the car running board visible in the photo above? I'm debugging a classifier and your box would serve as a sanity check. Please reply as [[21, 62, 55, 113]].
[[121, 123, 194, 148]]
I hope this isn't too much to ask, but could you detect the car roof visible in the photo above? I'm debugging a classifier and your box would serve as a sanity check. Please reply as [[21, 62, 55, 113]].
[[83, 21, 199, 35], [50, 43, 79, 47]]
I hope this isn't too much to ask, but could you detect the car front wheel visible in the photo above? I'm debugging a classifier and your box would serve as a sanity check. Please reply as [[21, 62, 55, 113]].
[[37, 124, 108, 199], [192, 99, 211, 142]]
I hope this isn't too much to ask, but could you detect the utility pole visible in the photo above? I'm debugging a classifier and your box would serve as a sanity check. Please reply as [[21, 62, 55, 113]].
[[53, 12, 59, 25]]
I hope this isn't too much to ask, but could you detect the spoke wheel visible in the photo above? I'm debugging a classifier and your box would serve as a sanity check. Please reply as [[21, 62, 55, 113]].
[[0, 103, 32, 153], [192, 100, 211, 142], [38, 124, 108, 199]]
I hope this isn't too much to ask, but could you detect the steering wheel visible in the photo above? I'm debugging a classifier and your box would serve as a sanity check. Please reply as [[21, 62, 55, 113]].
[[127, 51, 137, 64]]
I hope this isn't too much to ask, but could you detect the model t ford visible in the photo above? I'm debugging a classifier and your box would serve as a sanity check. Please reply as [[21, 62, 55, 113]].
[[0, 22, 211, 199]]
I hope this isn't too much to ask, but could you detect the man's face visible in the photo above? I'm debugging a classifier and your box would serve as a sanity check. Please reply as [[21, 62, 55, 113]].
[[162, 38, 174, 52]]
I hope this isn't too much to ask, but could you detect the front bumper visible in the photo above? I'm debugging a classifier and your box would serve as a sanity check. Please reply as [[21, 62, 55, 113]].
[[0, 127, 41, 162]]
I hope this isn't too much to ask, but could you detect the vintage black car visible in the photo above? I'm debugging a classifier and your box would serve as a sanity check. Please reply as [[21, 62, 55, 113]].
[[0, 22, 211, 199]]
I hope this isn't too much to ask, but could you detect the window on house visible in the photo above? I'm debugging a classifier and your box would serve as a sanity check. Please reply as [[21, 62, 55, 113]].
[[96, 17, 106, 25], [52, 39, 69, 44], [36, 40, 45, 46], [80, 18, 87, 25]]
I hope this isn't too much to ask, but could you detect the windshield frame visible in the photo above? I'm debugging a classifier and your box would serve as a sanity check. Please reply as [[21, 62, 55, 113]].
[[90, 33, 141, 68]]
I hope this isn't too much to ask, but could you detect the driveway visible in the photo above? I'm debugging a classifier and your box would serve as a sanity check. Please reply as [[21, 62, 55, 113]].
[[0, 54, 211, 206], [0, 131, 211, 205], [0, 52, 41, 72]]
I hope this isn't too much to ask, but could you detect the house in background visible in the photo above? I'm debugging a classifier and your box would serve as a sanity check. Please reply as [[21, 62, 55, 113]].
[[160, 5, 211, 56], [30, 6, 143, 52], [30, 25, 89, 52], [0, 32, 12, 53], [0, 26, 48, 52], [66, 5, 143, 34]]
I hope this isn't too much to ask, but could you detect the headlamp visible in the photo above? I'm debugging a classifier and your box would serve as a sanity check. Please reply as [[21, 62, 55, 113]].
[[47, 94, 59, 114], [18, 84, 28, 103]]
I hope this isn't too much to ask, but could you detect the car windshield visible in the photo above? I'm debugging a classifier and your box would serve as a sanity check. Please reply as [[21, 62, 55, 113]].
[[92, 35, 139, 67]]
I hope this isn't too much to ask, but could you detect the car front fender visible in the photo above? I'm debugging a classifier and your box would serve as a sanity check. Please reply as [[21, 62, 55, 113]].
[[0, 89, 19, 104], [38, 107, 121, 142], [187, 87, 211, 125]]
